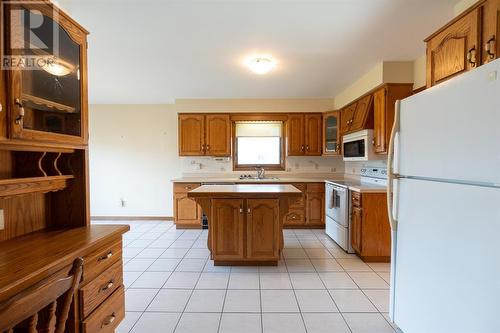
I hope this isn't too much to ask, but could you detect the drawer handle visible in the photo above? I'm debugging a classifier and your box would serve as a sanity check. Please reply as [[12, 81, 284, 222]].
[[184, 186, 192, 190], [102, 313, 116, 327], [100, 280, 115, 292], [98, 252, 113, 261]]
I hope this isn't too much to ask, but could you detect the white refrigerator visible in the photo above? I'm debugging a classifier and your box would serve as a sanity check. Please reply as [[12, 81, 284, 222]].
[[387, 58, 500, 333]]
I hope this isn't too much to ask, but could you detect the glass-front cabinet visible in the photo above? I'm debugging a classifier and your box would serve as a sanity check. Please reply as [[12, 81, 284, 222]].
[[5, 2, 88, 144], [323, 111, 341, 155]]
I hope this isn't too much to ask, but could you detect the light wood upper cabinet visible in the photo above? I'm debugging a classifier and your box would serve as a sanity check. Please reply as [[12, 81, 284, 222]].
[[323, 111, 341, 156], [178, 114, 230, 156], [340, 95, 373, 136], [286, 113, 322, 156], [426, 8, 480, 87], [206, 114, 231, 156], [286, 114, 305, 156], [373, 89, 386, 154], [373, 84, 413, 155], [246, 199, 280, 260], [425, 0, 500, 85], [340, 103, 356, 134], [178, 114, 205, 156], [304, 114, 322, 155], [212, 199, 244, 260]]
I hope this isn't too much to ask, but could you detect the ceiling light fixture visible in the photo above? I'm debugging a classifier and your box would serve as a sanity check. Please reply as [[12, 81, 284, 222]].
[[246, 56, 276, 75]]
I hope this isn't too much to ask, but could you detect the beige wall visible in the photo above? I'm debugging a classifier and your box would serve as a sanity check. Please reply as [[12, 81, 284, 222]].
[[89, 104, 181, 217], [334, 61, 414, 108], [454, 0, 480, 15]]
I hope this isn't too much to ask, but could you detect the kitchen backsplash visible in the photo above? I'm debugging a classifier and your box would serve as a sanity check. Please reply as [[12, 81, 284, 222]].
[[181, 156, 346, 175], [344, 160, 387, 175]]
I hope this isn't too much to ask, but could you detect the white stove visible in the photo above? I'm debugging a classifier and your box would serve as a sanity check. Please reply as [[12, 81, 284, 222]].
[[325, 167, 387, 253]]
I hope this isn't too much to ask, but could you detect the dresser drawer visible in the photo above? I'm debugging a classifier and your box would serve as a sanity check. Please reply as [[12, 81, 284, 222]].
[[174, 182, 201, 193], [351, 191, 362, 207], [82, 286, 125, 333], [80, 260, 123, 318], [83, 241, 122, 282]]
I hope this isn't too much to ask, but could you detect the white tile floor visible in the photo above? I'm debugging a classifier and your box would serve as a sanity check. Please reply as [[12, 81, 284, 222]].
[[93, 220, 396, 333]]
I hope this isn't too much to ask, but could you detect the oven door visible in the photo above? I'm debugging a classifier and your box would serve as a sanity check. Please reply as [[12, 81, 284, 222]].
[[343, 138, 367, 161], [326, 185, 348, 226]]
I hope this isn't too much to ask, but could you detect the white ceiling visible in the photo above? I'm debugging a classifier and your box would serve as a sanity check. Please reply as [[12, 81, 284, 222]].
[[60, 0, 457, 104]]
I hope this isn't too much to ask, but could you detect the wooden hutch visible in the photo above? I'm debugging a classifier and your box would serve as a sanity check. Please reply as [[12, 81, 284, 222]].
[[0, 1, 128, 332]]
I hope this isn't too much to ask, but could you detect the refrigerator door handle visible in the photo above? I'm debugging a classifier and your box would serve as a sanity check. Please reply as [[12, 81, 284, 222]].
[[387, 100, 401, 231]]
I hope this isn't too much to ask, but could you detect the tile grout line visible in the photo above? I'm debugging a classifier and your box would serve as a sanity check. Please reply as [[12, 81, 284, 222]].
[[123, 221, 181, 332]]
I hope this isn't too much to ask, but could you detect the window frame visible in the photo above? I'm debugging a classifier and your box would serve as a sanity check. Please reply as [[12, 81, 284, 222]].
[[232, 117, 286, 171]]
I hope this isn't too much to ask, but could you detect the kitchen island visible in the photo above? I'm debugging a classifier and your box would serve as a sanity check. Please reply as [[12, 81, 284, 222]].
[[188, 184, 302, 265]]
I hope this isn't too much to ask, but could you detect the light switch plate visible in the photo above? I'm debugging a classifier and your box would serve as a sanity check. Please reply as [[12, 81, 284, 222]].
[[0, 209, 4, 230]]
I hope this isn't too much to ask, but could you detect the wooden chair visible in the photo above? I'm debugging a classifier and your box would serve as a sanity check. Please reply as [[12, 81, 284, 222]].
[[0, 258, 84, 333]]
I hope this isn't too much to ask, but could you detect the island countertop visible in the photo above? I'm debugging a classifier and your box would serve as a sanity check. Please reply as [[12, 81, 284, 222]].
[[187, 184, 303, 198]]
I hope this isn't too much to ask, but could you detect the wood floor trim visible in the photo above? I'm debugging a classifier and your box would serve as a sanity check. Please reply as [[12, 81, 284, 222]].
[[91, 216, 174, 221]]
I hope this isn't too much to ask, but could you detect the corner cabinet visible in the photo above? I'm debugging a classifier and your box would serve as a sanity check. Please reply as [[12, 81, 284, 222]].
[[323, 111, 341, 156], [373, 84, 413, 154], [178, 114, 231, 156], [5, 2, 88, 145], [425, 0, 500, 87], [286, 113, 322, 156]]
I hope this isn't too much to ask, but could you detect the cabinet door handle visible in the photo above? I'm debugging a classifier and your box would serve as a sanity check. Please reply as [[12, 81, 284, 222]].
[[14, 98, 25, 125], [306, 145, 309, 151], [201, 144, 206, 152], [301, 145, 305, 152], [247, 208, 251, 214], [206, 144, 210, 151], [102, 313, 116, 327], [98, 251, 113, 261], [467, 47, 477, 67], [100, 280, 115, 292], [485, 37, 496, 59], [239, 207, 243, 213]]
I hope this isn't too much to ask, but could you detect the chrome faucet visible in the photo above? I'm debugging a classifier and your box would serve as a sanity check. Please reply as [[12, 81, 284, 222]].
[[256, 167, 265, 179]]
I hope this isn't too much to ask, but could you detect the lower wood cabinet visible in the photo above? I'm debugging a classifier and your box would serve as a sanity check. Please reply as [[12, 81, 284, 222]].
[[211, 198, 280, 262], [212, 199, 245, 260], [283, 183, 324, 228], [351, 206, 363, 253], [306, 183, 325, 227], [247, 199, 280, 260], [350, 191, 391, 262], [173, 183, 202, 229]]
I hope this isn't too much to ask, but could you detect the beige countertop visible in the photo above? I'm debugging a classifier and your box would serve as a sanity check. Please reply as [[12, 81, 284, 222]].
[[187, 184, 303, 198]]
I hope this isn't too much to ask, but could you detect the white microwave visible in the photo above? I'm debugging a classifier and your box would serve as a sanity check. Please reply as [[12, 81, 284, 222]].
[[342, 129, 380, 161]]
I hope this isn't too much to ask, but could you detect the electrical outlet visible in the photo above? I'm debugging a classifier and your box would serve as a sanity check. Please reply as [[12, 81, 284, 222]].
[[120, 198, 126, 207], [0, 209, 4, 230]]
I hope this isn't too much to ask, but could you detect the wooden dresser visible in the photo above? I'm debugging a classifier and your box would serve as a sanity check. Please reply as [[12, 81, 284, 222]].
[[0, 1, 128, 331]]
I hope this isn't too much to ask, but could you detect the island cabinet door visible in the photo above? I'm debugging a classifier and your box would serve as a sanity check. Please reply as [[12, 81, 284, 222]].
[[246, 199, 280, 260], [211, 199, 245, 260]]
